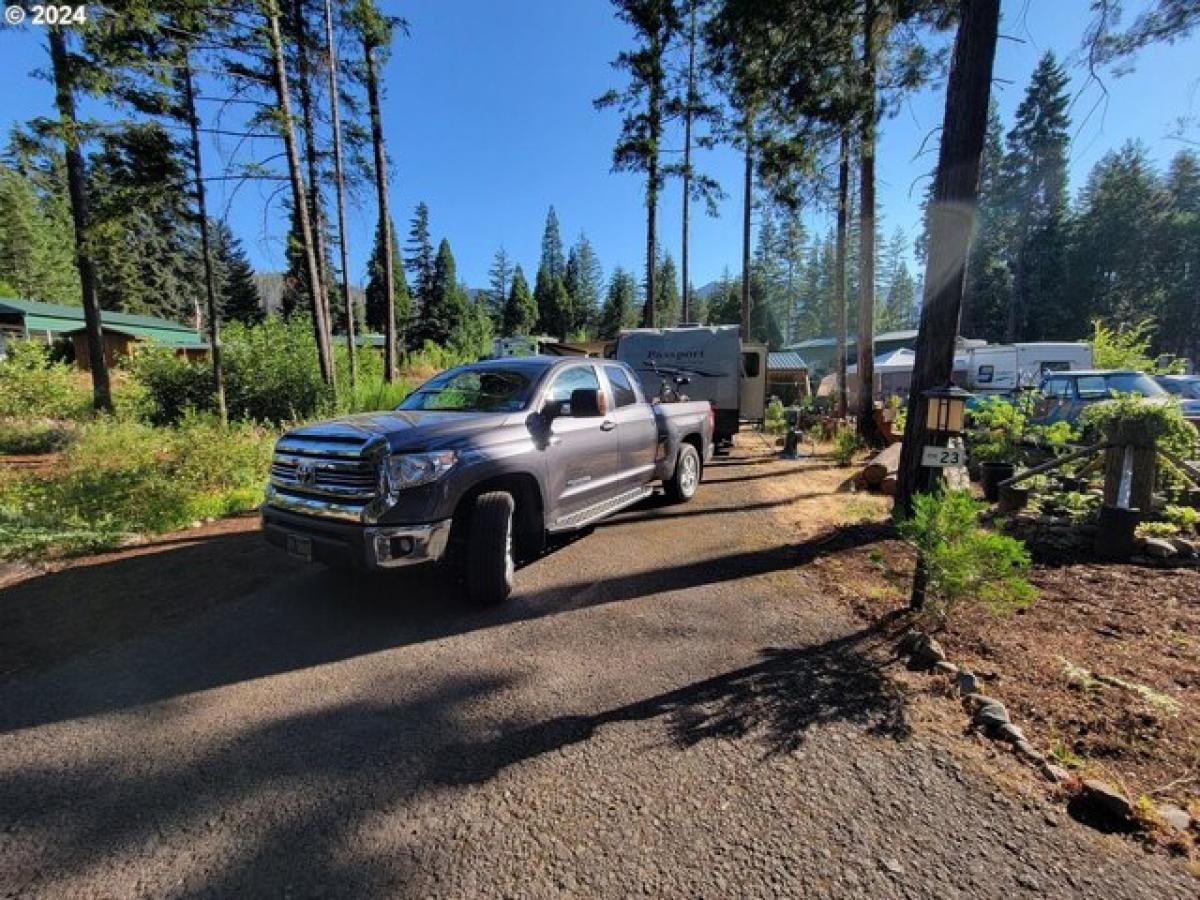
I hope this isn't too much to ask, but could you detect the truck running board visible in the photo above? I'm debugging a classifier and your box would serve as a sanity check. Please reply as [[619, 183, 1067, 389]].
[[549, 485, 654, 532]]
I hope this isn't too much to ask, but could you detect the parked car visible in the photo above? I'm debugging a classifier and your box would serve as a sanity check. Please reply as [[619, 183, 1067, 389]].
[[1155, 374, 1200, 422], [261, 357, 714, 605], [1031, 370, 1169, 426]]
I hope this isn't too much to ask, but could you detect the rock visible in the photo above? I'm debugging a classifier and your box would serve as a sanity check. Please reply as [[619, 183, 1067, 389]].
[[1157, 803, 1193, 833], [1170, 538, 1197, 558], [996, 722, 1025, 744], [880, 858, 903, 876], [912, 636, 947, 667], [897, 630, 925, 656], [933, 660, 959, 676], [955, 670, 980, 696], [969, 697, 1011, 733], [1142, 537, 1177, 559], [1041, 762, 1072, 784], [1014, 740, 1043, 763], [1080, 780, 1133, 823]]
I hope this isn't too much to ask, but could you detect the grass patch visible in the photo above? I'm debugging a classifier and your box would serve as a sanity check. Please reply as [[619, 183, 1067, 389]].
[[0, 414, 274, 561]]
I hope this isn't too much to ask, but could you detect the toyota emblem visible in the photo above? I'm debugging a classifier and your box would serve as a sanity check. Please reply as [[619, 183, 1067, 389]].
[[295, 460, 317, 486]]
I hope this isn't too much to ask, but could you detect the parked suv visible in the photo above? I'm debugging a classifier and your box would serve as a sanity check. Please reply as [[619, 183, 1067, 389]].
[[1032, 369, 1168, 426], [1155, 374, 1200, 423]]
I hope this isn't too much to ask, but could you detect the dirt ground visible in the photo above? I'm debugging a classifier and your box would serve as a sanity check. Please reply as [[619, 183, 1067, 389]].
[[814, 464, 1200, 827]]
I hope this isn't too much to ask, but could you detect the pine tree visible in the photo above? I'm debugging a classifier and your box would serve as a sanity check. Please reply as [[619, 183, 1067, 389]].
[[487, 246, 513, 328], [598, 267, 640, 338], [365, 215, 411, 339], [502, 264, 538, 335], [0, 166, 78, 305], [211, 219, 262, 325], [596, 0, 683, 327], [414, 238, 468, 347], [1160, 150, 1200, 361], [540, 206, 565, 281], [1069, 141, 1170, 334], [567, 232, 603, 333], [534, 264, 570, 338], [655, 252, 681, 327], [406, 201, 435, 312], [962, 103, 1012, 341], [1003, 52, 1071, 341]]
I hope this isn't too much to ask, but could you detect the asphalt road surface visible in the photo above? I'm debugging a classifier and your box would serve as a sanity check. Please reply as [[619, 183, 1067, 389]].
[[1, 443, 1194, 898]]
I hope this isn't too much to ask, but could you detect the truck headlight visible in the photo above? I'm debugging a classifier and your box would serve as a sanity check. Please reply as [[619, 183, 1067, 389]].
[[384, 451, 458, 494]]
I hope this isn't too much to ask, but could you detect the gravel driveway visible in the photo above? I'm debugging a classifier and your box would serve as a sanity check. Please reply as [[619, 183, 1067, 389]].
[[0, 441, 1194, 898]]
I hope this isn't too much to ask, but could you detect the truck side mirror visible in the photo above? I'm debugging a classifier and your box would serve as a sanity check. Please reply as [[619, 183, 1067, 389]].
[[569, 388, 607, 418]]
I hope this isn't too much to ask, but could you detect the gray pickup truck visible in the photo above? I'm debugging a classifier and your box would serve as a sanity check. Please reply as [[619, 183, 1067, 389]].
[[262, 356, 714, 604]]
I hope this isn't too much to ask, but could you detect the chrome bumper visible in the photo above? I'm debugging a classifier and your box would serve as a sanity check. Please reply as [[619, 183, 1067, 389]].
[[365, 519, 453, 569]]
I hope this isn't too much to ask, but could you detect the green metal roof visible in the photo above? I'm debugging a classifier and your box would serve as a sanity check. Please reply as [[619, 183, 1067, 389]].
[[0, 297, 198, 336], [61, 323, 209, 350]]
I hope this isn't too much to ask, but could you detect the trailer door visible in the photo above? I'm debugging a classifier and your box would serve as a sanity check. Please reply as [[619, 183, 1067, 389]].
[[740, 345, 767, 420]]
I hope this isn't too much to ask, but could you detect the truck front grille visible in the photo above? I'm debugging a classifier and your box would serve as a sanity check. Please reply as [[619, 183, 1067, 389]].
[[268, 435, 384, 512]]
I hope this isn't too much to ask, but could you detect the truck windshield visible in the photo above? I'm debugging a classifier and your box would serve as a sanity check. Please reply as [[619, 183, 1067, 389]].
[[398, 368, 534, 412]]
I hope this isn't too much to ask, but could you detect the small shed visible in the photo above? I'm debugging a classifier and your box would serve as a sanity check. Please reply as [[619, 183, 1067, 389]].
[[766, 350, 811, 405]]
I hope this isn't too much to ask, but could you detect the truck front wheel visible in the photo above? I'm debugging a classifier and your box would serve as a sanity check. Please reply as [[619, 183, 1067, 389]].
[[664, 444, 701, 503], [466, 491, 516, 605]]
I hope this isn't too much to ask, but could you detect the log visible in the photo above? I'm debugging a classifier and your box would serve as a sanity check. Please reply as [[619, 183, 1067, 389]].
[[863, 442, 902, 486], [880, 475, 897, 496]]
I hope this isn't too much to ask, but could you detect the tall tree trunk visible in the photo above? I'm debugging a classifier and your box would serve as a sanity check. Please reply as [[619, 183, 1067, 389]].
[[835, 129, 851, 419], [363, 38, 398, 381], [680, 0, 696, 323], [264, 0, 334, 385], [741, 113, 754, 338], [643, 30, 662, 329], [324, 0, 357, 388], [894, 0, 1000, 516], [292, 0, 335, 380], [1005, 237, 1025, 342], [181, 55, 227, 424], [856, 0, 884, 447], [48, 26, 111, 412]]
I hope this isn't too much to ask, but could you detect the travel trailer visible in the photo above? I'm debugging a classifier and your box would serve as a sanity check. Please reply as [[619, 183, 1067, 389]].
[[955, 342, 1094, 394], [614, 325, 768, 444]]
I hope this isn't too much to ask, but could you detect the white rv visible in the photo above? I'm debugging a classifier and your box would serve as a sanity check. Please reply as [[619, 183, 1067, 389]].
[[956, 342, 1093, 393], [615, 325, 767, 444]]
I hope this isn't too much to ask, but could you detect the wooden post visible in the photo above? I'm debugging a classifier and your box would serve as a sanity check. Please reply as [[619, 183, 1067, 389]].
[[1103, 444, 1156, 512]]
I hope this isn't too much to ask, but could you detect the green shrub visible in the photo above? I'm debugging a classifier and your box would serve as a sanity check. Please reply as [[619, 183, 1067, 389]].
[[0, 418, 76, 454], [1078, 394, 1196, 456], [1163, 504, 1199, 533], [0, 414, 274, 560], [1135, 521, 1180, 540], [764, 398, 786, 435], [900, 486, 1037, 624], [0, 341, 91, 419], [832, 426, 861, 466]]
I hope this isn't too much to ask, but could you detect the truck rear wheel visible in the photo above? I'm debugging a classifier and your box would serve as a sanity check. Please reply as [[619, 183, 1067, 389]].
[[466, 491, 516, 605], [664, 444, 701, 504]]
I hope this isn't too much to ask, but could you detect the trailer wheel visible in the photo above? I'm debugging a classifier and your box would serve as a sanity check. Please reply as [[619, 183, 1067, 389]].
[[665, 444, 701, 503], [466, 491, 516, 605]]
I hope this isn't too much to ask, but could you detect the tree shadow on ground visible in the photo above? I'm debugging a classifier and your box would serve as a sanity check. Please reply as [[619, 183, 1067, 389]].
[[0, 622, 909, 896], [435, 622, 910, 787], [0, 517, 897, 734]]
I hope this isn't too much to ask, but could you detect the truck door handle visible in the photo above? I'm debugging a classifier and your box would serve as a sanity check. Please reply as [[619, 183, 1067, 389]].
[[600, 420, 616, 432]]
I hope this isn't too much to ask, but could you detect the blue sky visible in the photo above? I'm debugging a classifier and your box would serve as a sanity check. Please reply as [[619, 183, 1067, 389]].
[[1, 1, 1198, 293]]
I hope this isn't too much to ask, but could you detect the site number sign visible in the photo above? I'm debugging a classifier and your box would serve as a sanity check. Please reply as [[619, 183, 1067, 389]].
[[921, 445, 964, 468]]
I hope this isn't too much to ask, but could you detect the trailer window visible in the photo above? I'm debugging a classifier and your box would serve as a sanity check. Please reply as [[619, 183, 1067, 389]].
[[604, 365, 639, 408], [976, 365, 994, 384], [1040, 361, 1070, 373], [742, 352, 760, 378]]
